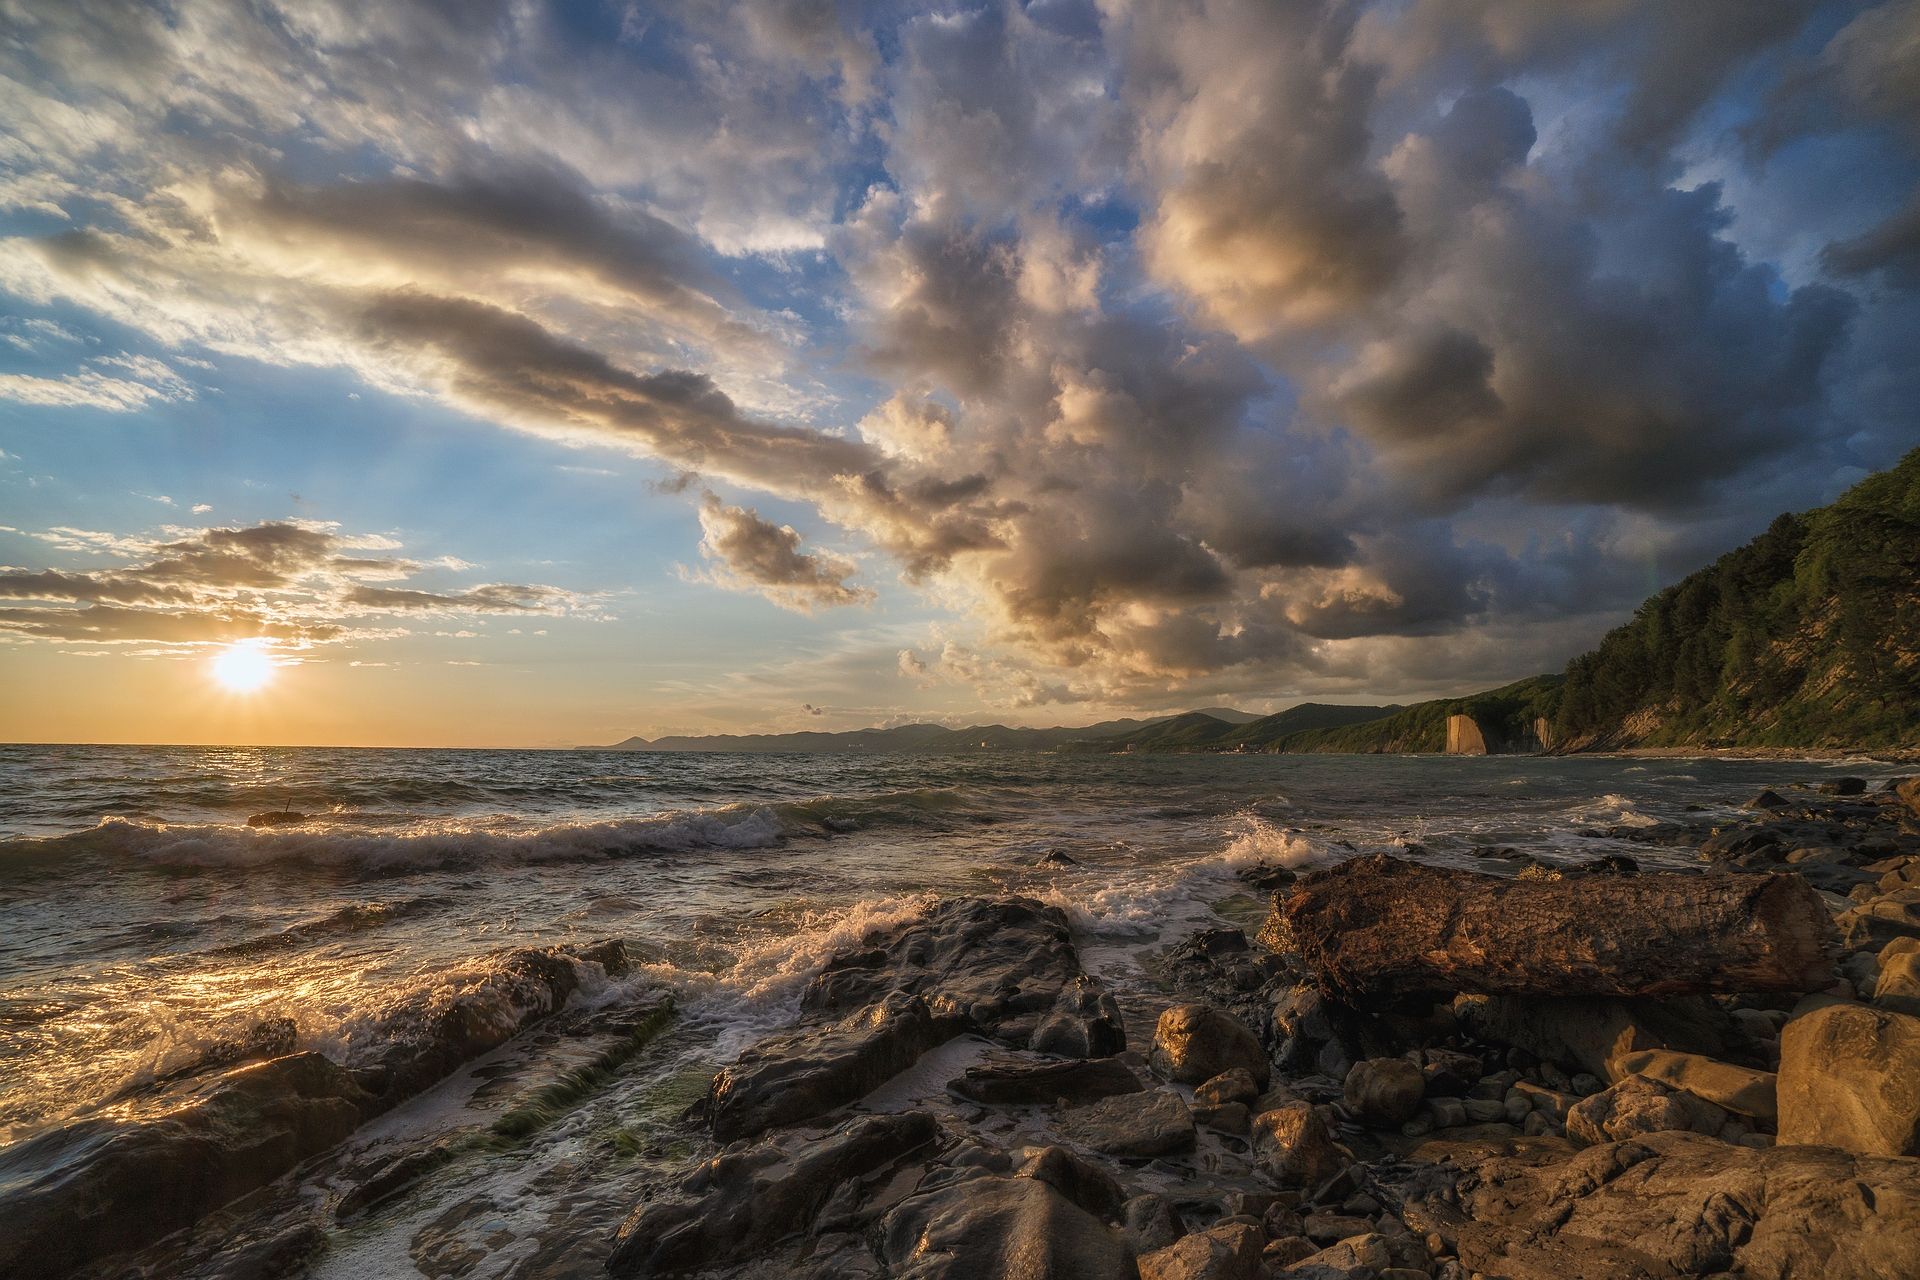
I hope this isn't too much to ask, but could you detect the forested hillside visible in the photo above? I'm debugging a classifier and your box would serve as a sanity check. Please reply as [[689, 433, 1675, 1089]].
[[1553, 447, 1920, 749]]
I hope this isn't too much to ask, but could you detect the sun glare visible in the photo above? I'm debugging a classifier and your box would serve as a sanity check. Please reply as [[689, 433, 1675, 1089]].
[[210, 640, 277, 693]]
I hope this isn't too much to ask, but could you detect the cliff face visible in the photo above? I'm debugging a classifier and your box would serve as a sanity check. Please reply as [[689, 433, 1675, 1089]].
[[1553, 447, 1920, 751]]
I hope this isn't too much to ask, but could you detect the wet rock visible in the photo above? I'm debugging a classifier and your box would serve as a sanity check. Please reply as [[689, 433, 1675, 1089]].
[[1565, 1074, 1733, 1146], [1017, 1145, 1127, 1219], [1777, 1002, 1920, 1155], [705, 992, 948, 1141], [879, 1167, 1139, 1280], [1137, 1221, 1262, 1280], [1419, 1047, 1482, 1097], [1820, 777, 1868, 796], [948, 1054, 1144, 1106], [1148, 1004, 1271, 1088], [1272, 985, 1337, 1072], [1123, 1192, 1185, 1253], [1039, 850, 1080, 867], [197, 1221, 330, 1280], [1392, 1129, 1920, 1280], [1609, 1049, 1777, 1126], [1060, 1088, 1196, 1158], [356, 942, 615, 1108], [606, 1111, 937, 1276], [800, 896, 1123, 1055], [336, 1142, 458, 1220], [1748, 789, 1791, 811], [1343, 1057, 1425, 1128], [1033, 975, 1128, 1058], [0, 1052, 370, 1280], [1194, 1067, 1261, 1108], [1251, 1102, 1343, 1189]]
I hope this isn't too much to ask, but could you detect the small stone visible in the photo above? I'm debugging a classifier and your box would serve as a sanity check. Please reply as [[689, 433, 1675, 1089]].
[[1194, 1067, 1262, 1108], [1571, 1073, 1602, 1096], [1425, 1097, 1466, 1128], [1193, 1101, 1251, 1134], [1462, 1098, 1506, 1124], [1123, 1193, 1184, 1254]]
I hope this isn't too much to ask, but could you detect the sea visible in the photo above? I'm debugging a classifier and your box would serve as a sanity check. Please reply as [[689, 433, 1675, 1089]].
[[0, 744, 1897, 1275]]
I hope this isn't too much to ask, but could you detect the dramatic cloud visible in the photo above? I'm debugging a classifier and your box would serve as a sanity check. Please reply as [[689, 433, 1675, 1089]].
[[0, 520, 583, 648], [694, 493, 874, 612], [1, 0, 1915, 709]]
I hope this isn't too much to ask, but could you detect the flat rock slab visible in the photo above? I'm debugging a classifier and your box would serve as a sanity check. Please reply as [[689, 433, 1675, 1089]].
[[948, 1054, 1146, 1106], [1059, 1088, 1196, 1158], [1391, 1129, 1920, 1280]]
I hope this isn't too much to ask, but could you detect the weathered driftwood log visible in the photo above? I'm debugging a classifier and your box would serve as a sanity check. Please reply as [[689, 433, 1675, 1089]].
[[1272, 854, 1836, 1000]]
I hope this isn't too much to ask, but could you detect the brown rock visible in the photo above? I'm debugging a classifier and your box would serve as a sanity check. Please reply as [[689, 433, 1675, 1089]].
[[1137, 1221, 1262, 1280], [1251, 1102, 1343, 1189], [1148, 1005, 1270, 1089], [1777, 1002, 1920, 1156], [1343, 1057, 1425, 1127], [1609, 1050, 1778, 1125], [1194, 1067, 1261, 1107], [1565, 1075, 1730, 1146]]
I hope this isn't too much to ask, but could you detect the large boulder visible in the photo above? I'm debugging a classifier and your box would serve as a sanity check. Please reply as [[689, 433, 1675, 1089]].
[[1895, 777, 1920, 818], [1564, 1075, 1732, 1146], [704, 992, 949, 1141], [1392, 1129, 1920, 1280], [1251, 1102, 1343, 1189], [1343, 1057, 1425, 1128], [1609, 1050, 1777, 1125], [1777, 1003, 1920, 1156], [607, 1111, 938, 1277], [1137, 1221, 1262, 1280], [1059, 1088, 1196, 1158], [879, 1168, 1140, 1280], [801, 896, 1123, 1055], [1147, 1005, 1270, 1088]]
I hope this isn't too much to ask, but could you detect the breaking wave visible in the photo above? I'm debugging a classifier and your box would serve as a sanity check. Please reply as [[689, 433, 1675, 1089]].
[[0, 787, 986, 874]]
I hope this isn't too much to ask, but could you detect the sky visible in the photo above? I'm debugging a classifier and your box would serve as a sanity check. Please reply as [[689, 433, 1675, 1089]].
[[0, 0, 1916, 748]]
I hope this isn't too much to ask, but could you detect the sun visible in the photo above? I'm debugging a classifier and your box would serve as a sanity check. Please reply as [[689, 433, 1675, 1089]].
[[210, 640, 277, 693]]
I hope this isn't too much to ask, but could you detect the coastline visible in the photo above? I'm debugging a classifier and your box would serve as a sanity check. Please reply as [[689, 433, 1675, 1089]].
[[4, 768, 1918, 1278]]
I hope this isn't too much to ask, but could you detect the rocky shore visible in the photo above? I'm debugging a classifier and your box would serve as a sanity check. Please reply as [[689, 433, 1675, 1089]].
[[602, 775, 1920, 1280], [5, 777, 1920, 1279]]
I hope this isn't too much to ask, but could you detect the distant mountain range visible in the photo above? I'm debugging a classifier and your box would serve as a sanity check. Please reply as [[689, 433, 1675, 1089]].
[[593, 701, 1397, 754], [596, 447, 1920, 757]]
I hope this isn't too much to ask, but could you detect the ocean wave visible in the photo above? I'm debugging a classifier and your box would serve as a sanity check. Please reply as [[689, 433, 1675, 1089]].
[[0, 787, 987, 874], [0, 808, 789, 872]]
